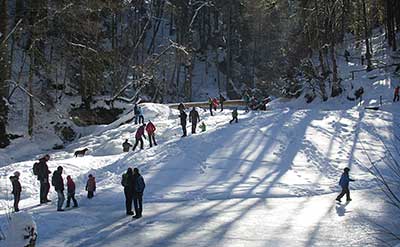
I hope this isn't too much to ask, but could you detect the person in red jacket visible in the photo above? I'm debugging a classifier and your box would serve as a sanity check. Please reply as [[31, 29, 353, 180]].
[[133, 123, 146, 151], [212, 98, 219, 111], [145, 120, 157, 147], [393, 86, 400, 102], [66, 176, 78, 208]]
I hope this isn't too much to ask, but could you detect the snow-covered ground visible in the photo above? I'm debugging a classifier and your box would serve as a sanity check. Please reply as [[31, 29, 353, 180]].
[[1, 100, 399, 246], [1, 31, 400, 246]]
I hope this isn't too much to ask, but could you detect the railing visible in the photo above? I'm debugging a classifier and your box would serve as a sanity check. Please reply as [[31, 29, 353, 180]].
[[168, 100, 246, 109]]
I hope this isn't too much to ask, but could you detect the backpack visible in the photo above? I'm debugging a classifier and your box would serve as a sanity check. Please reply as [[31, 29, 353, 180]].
[[51, 173, 56, 186], [33, 162, 39, 176]]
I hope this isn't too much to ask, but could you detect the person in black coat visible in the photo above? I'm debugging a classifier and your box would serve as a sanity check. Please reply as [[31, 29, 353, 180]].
[[121, 168, 134, 215], [52, 166, 65, 211], [219, 93, 226, 111], [189, 107, 200, 134], [179, 110, 187, 137], [36, 154, 51, 204], [134, 104, 140, 124], [177, 102, 185, 112], [132, 168, 146, 218], [10, 171, 22, 212]]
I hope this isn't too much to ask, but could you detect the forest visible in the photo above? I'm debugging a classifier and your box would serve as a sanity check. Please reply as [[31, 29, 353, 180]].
[[0, 0, 399, 148]]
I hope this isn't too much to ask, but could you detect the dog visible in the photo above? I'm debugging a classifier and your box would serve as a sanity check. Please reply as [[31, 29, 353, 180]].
[[74, 148, 88, 157]]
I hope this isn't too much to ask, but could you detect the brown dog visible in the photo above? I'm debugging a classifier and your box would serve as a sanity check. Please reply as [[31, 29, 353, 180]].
[[74, 148, 88, 157]]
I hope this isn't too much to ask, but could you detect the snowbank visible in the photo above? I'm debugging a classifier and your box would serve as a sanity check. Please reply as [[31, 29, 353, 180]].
[[1, 212, 37, 247]]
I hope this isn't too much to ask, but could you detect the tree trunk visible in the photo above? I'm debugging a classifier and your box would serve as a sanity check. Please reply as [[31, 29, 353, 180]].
[[330, 6, 341, 97], [0, 0, 10, 147], [362, 0, 373, 70], [226, 3, 234, 98], [28, 59, 35, 137]]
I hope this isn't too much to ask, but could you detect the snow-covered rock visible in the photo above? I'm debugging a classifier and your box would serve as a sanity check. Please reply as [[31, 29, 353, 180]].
[[2, 212, 37, 247]]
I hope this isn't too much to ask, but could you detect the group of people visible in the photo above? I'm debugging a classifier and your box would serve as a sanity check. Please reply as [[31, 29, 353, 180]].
[[10, 155, 97, 212], [134, 104, 145, 125], [178, 105, 208, 137], [243, 90, 271, 111], [123, 120, 158, 152], [207, 93, 226, 116], [121, 167, 146, 218]]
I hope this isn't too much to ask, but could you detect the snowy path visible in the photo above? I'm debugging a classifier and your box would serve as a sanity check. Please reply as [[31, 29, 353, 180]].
[[1, 103, 399, 246], [35, 190, 389, 247]]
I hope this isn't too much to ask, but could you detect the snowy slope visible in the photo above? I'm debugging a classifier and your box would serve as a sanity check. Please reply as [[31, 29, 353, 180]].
[[1, 30, 400, 247], [1, 100, 399, 246]]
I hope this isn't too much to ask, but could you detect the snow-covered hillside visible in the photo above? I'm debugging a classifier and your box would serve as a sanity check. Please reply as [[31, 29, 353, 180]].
[[1, 98, 399, 246], [1, 29, 400, 247]]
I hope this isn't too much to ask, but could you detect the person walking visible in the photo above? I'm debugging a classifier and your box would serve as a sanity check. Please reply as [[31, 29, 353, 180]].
[[33, 154, 51, 204], [138, 106, 144, 124], [179, 110, 187, 137], [122, 139, 133, 152], [146, 120, 157, 147], [86, 174, 96, 199], [121, 168, 134, 215], [134, 104, 140, 124], [132, 123, 146, 151], [393, 86, 400, 102], [189, 107, 200, 134], [10, 171, 21, 212], [212, 98, 219, 111], [52, 166, 65, 211], [336, 168, 355, 202], [177, 102, 185, 112], [132, 168, 145, 218], [208, 96, 213, 116], [66, 176, 78, 208], [229, 108, 238, 124], [219, 93, 226, 111]]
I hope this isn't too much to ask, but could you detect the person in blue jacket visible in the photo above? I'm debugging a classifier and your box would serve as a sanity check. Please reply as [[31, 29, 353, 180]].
[[132, 168, 146, 218], [336, 167, 355, 202]]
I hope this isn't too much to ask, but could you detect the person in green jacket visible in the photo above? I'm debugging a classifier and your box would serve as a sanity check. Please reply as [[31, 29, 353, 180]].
[[200, 122, 206, 132], [229, 108, 238, 124]]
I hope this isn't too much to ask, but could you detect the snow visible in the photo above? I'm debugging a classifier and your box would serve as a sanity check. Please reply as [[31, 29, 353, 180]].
[[1, 101, 399, 246], [1, 31, 400, 246], [1, 212, 37, 247]]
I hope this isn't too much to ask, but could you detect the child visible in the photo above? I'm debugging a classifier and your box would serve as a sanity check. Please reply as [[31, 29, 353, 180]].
[[200, 122, 206, 132], [86, 174, 96, 199], [122, 139, 133, 152], [336, 168, 355, 202], [66, 176, 78, 208], [10, 171, 21, 212], [229, 108, 238, 124]]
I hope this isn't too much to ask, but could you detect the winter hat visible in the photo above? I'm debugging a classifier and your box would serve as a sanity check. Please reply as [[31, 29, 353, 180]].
[[57, 166, 63, 172], [88, 174, 93, 178], [67, 175, 72, 181], [344, 167, 350, 172], [14, 171, 20, 177]]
